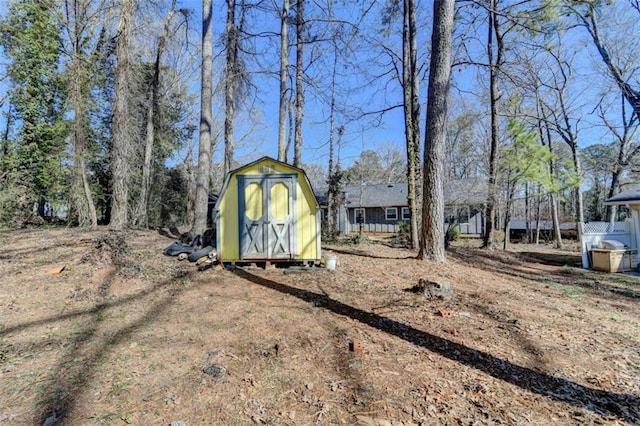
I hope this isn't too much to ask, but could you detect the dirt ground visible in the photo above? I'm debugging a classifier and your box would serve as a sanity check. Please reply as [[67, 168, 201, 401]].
[[0, 228, 639, 426]]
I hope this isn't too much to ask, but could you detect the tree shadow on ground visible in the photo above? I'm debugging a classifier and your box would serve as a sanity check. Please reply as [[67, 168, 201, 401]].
[[516, 250, 582, 267], [3, 256, 204, 424], [156, 226, 186, 241], [448, 247, 640, 299], [0, 236, 94, 260], [31, 266, 209, 425], [325, 246, 415, 260], [235, 269, 640, 423]]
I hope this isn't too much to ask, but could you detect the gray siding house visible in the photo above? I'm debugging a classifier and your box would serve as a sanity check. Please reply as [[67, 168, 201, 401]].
[[324, 178, 488, 236]]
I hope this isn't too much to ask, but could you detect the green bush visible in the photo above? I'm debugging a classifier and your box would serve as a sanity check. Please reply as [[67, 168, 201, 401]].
[[445, 225, 461, 248], [321, 218, 338, 242], [397, 220, 410, 236], [0, 186, 29, 228], [447, 226, 461, 242], [350, 233, 369, 245], [388, 221, 411, 248]]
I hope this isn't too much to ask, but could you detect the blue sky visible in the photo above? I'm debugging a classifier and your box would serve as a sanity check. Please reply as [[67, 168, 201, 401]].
[[170, 0, 632, 172], [172, 0, 418, 169], [0, 0, 635, 175]]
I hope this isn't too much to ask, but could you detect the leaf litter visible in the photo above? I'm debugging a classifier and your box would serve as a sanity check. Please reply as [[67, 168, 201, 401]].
[[0, 228, 638, 425]]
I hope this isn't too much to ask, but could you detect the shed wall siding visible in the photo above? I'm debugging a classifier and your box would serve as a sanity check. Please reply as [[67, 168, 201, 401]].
[[296, 179, 318, 259], [219, 175, 240, 260]]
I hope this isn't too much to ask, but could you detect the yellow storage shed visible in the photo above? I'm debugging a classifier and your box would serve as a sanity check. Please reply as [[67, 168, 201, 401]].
[[213, 157, 322, 264]]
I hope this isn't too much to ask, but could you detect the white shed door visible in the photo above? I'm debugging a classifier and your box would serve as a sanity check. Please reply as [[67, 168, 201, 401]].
[[238, 175, 296, 260]]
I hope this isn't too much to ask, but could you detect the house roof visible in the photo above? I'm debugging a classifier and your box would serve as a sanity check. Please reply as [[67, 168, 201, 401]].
[[336, 178, 488, 208], [342, 183, 408, 207], [443, 178, 489, 205], [605, 185, 640, 205]]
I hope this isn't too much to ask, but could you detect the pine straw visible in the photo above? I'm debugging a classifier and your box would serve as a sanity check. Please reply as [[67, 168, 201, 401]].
[[0, 228, 638, 425]]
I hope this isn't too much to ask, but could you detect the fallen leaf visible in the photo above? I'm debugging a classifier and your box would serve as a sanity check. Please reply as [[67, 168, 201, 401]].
[[356, 415, 393, 426], [47, 265, 66, 275]]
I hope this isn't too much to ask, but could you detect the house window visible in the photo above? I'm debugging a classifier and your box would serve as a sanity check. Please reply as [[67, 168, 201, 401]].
[[354, 208, 365, 224], [401, 207, 410, 220], [385, 207, 398, 221]]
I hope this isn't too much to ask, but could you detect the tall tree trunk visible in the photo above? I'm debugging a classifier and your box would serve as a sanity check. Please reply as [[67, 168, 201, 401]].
[[553, 53, 584, 227], [327, 51, 338, 238], [224, 0, 237, 175], [543, 110, 563, 249], [524, 182, 530, 243], [534, 192, 541, 245], [417, 0, 454, 262], [286, 98, 294, 162], [502, 177, 515, 250], [603, 96, 639, 222], [192, 0, 214, 238], [403, 0, 421, 250], [607, 168, 622, 222], [278, 0, 289, 162], [293, 0, 304, 167], [331, 127, 345, 235], [483, 0, 502, 249], [110, 0, 135, 230], [135, 0, 176, 228], [571, 147, 584, 225], [67, 0, 98, 229], [70, 57, 98, 229], [1, 106, 12, 158], [186, 148, 195, 227], [536, 96, 562, 248]]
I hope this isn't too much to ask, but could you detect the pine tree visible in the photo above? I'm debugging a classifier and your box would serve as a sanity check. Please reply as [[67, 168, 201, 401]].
[[0, 0, 68, 220]]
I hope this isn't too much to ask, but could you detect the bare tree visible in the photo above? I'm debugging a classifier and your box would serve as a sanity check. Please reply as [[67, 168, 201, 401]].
[[326, 50, 340, 238], [537, 45, 585, 226], [110, 0, 135, 230], [597, 95, 640, 221], [134, 0, 178, 228], [185, 147, 196, 228], [278, 0, 290, 162], [192, 0, 214, 238], [568, 2, 640, 117], [223, 0, 239, 175], [537, 97, 563, 248], [481, 0, 503, 249], [418, 0, 455, 262], [402, 0, 421, 250], [445, 109, 484, 179], [293, 0, 304, 167], [62, 0, 101, 229]]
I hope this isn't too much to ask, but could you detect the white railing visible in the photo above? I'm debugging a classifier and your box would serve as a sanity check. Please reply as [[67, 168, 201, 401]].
[[581, 221, 628, 234]]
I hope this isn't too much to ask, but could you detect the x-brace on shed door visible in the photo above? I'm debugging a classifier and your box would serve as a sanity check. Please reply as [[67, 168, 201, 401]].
[[238, 174, 297, 260]]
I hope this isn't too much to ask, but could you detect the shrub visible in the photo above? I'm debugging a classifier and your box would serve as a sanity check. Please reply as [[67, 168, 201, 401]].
[[389, 221, 411, 248], [444, 224, 461, 248], [350, 233, 369, 245], [447, 226, 461, 242]]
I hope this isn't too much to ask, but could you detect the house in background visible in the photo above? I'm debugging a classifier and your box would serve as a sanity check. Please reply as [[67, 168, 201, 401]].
[[326, 178, 488, 236], [214, 157, 321, 264]]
